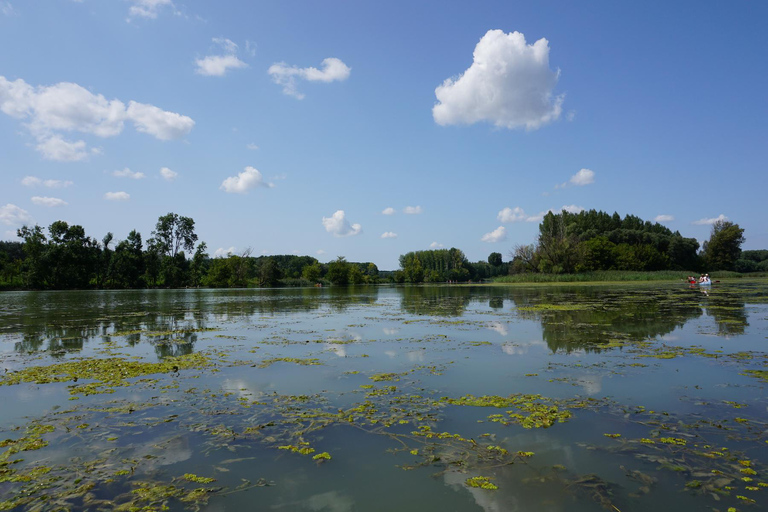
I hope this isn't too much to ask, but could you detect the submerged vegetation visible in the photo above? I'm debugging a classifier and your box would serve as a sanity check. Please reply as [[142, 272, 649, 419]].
[[1, 280, 768, 510]]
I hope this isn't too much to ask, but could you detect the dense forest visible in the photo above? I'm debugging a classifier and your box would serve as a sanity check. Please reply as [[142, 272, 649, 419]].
[[506, 209, 758, 275], [0, 209, 764, 290]]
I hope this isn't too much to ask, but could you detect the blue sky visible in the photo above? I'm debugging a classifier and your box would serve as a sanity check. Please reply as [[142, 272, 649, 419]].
[[1, 1, 766, 270]]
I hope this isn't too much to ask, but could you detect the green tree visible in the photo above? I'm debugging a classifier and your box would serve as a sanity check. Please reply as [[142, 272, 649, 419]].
[[326, 256, 351, 285], [703, 220, 745, 271], [149, 213, 198, 287], [110, 230, 145, 288], [16, 225, 48, 288], [259, 257, 280, 287], [302, 262, 323, 283], [488, 252, 502, 267]]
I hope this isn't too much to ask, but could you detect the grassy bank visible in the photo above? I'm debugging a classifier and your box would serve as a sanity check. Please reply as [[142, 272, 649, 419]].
[[492, 270, 768, 284]]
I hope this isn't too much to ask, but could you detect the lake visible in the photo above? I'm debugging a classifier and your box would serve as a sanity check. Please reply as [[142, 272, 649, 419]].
[[1, 282, 767, 511]]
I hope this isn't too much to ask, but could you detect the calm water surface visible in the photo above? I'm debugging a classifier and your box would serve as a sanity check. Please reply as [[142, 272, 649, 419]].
[[1, 283, 768, 511]]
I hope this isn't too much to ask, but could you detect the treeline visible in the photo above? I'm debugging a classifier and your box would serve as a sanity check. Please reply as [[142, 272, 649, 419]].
[[396, 248, 508, 283], [0, 213, 384, 290], [508, 209, 753, 274]]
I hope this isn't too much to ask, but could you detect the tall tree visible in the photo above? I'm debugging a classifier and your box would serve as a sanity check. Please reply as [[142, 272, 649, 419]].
[[703, 220, 745, 271], [149, 213, 198, 287]]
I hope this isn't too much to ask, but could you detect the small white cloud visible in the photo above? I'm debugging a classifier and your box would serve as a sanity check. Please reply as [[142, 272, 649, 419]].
[[128, 0, 173, 19], [36, 135, 88, 162], [381, 207, 395, 215], [44, 179, 73, 188], [160, 167, 178, 181], [381, 231, 398, 239], [316, 249, 326, 255], [125, 101, 195, 140], [655, 214, 674, 223], [555, 168, 595, 189], [403, 206, 423, 215], [104, 191, 130, 201], [195, 55, 247, 76], [220, 166, 273, 194], [31, 196, 67, 207], [195, 39, 248, 78], [322, 210, 362, 237], [20, 176, 41, 187], [213, 246, 236, 258], [561, 204, 584, 214], [268, 57, 351, 99], [112, 167, 145, 179], [693, 214, 728, 226], [433, 29, 563, 130], [1, 2, 15, 17], [22, 176, 74, 188], [481, 226, 507, 243], [0, 204, 33, 226], [246, 143, 259, 150], [497, 206, 526, 223], [430, 242, 444, 249], [569, 168, 594, 186]]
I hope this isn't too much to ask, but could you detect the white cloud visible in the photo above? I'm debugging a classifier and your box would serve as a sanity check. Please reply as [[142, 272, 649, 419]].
[[0, 76, 194, 159], [381, 207, 395, 215], [433, 29, 563, 130], [220, 166, 273, 194], [316, 249, 326, 255], [195, 55, 248, 76], [430, 242, 444, 249], [403, 206, 423, 214], [195, 39, 247, 77], [0, 204, 33, 226], [497, 206, 526, 223], [213, 246, 236, 258], [36, 135, 89, 161], [268, 57, 351, 99], [104, 191, 130, 201], [655, 214, 674, 223], [569, 168, 594, 186], [31, 196, 68, 207], [322, 210, 362, 237], [112, 167, 145, 179], [481, 226, 507, 243], [246, 143, 259, 150], [21, 176, 74, 188], [128, 0, 173, 19], [160, 167, 178, 181], [20, 176, 41, 187], [381, 232, 398, 239], [693, 214, 728, 226], [125, 101, 194, 140]]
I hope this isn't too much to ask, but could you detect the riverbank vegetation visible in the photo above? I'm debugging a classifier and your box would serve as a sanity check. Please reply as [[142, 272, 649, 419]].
[[1, 209, 765, 290]]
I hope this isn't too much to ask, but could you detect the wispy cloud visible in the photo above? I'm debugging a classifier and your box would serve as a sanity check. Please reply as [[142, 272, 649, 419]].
[[380, 231, 397, 239], [654, 214, 674, 223], [403, 206, 423, 214], [0, 204, 33, 226], [104, 191, 130, 201], [693, 214, 728, 225], [381, 207, 395, 215], [268, 57, 351, 99], [160, 167, 178, 182], [21, 176, 73, 188], [112, 168, 145, 179], [31, 196, 68, 207], [195, 38, 248, 77]]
